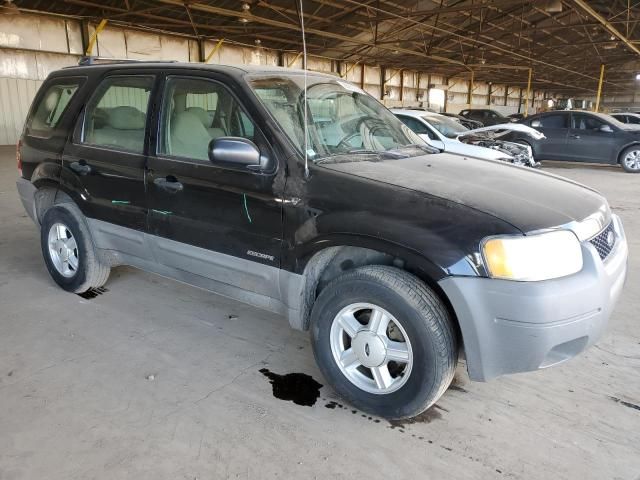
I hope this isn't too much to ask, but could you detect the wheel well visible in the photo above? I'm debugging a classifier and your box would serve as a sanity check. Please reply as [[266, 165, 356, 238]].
[[617, 143, 640, 164], [34, 186, 73, 224], [299, 246, 463, 344]]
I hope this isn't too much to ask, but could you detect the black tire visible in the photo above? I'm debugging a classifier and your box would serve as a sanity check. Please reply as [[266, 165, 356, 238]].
[[310, 265, 457, 419], [40, 204, 110, 293], [619, 145, 640, 173]]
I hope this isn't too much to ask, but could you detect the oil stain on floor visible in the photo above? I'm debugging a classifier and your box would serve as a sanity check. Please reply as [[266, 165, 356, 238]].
[[259, 368, 323, 407]]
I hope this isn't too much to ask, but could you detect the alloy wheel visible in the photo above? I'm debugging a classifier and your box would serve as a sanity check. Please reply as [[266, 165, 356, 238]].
[[623, 149, 640, 171], [47, 222, 79, 278], [330, 303, 413, 394]]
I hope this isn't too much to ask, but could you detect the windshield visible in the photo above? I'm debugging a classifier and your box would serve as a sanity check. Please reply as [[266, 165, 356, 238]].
[[247, 74, 429, 161], [423, 115, 468, 138]]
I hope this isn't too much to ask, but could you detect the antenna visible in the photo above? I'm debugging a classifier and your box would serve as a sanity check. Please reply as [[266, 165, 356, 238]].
[[298, 0, 309, 179]]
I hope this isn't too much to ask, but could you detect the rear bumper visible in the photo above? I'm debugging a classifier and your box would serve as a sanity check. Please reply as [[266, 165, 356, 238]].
[[439, 214, 628, 381], [16, 177, 38, 224]]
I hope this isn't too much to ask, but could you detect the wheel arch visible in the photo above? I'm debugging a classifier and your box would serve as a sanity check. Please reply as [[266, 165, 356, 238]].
[[31, 179, 78, 225], [616, 141, 640, 164], [290, 238, 462, 346]]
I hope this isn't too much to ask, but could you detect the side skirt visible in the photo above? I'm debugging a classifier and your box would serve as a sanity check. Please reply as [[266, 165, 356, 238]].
[[86, 218, 305, 329]]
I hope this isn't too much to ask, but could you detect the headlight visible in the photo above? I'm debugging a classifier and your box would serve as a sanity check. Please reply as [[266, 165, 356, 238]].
[[482, 230, 583, 281]]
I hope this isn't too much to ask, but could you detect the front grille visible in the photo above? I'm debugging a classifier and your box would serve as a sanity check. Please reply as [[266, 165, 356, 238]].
[[590, 223, 616, 261]]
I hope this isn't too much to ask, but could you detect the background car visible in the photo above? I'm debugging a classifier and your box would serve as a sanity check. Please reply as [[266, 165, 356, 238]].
[[507, 113, 525, 121], [459, 108, 516, 126], [512, 110, 640, 173], [611, 112, 640, 125], [440, 112, 484, 129], [393, 109, 534, 165]]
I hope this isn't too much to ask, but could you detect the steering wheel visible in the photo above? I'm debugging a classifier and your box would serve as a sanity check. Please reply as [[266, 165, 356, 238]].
[[335, 116, 377, 151]]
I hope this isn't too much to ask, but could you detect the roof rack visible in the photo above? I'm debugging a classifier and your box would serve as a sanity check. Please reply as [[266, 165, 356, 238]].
[[74, 56, 178, 66]]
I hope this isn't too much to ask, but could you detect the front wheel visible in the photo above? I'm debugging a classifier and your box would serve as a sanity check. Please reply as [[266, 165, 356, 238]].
[[310, 266, 457, 419], [620, 146, 640, 173]]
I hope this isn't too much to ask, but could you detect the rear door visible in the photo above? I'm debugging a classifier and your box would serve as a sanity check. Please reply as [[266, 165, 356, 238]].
[[145, 73, 284, 299], [528, 112, 570, 160], [568, 113, 616, 163], [62, 73, 156, 232]]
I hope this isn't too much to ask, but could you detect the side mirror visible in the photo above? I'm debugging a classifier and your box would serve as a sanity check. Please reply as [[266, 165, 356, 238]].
[[599, 124, 613, 133], [208, 137, 271, 172], [530, 120, 542, 128]]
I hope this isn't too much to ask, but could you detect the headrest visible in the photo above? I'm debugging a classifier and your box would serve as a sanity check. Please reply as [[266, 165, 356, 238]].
[[186, 107, 210, 127], [107, 106, 146, 130]]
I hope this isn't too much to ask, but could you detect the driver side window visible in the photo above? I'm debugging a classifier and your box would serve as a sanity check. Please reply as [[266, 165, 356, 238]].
[[159, 77, 256, 161], [572, 114, 605, 131]]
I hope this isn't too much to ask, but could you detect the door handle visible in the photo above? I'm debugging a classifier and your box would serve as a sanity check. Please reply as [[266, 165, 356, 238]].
[[154, 176, 183, 193], [70, 160, 92, 175]]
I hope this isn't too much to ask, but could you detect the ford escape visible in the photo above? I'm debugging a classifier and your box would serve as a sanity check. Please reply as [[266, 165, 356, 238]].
[[16, 61, 628, 419]]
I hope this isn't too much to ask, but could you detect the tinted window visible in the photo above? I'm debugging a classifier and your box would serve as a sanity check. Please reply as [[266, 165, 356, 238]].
[[397, 115, 430, 135], [29, 79, 83, 133], [572, 114, 606, 130], [159, 77, 256, 162], [538, 113, 568, 128], [627, 115, 640, 125], [81, 76, 153, 153]]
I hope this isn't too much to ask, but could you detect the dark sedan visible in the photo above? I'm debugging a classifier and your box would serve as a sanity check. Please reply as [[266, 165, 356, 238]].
[[440, 112, 483, 129], [510, 110, 640, 173], [459, 108, 516, 126]]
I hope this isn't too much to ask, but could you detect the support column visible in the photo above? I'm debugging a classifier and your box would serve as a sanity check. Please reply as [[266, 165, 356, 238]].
[[524, 68, 532, 117], [594, 64, 605, 112], [467, 70, 474, 106]]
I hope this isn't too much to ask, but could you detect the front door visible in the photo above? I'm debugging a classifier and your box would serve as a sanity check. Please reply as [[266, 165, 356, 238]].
[[62, 73, 156, 232], [568, 113, 616, 163], [145, 74, 284, 299]]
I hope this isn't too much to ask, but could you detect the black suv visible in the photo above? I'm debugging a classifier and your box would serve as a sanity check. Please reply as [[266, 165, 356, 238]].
[[16, 62, 628, 419], [513, 110, 640, 173]]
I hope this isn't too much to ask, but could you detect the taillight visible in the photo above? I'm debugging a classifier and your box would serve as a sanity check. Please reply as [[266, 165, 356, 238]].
[[16, 139, 22, 175]]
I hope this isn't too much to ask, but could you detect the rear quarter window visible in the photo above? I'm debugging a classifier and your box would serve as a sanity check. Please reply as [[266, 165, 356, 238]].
[[27, 78, 84, 136]]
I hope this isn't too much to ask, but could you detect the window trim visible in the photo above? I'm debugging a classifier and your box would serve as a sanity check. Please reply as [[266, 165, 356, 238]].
[[155, 74, 274, 174], [73, 74, 155, 155]]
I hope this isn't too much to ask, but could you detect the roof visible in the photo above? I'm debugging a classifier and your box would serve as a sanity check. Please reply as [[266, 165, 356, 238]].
[[57, 61, 339, 79], [391, 109, 445, 119]]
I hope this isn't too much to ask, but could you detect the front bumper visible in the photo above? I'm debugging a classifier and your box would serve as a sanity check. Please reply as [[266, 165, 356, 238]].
[[439, 214, 628, 381]]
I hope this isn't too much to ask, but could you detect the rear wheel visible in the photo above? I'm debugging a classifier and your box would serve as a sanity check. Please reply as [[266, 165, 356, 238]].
[[620, 146, 640, 173], [310, 265, 457, 419], [40, 204, 110, 293]]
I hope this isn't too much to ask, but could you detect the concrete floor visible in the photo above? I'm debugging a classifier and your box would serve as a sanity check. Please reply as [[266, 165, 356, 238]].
[[1, 145, 639, 480]]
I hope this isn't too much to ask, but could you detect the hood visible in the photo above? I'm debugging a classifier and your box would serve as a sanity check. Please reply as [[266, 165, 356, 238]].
[[458, 123, 546, 140], [319, 153, 607, 234]]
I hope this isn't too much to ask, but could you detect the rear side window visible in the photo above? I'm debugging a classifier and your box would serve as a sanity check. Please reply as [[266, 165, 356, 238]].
[[80, 75, 154, 154], [29, 79, 83, 134], [537, 113, 568, 128]]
